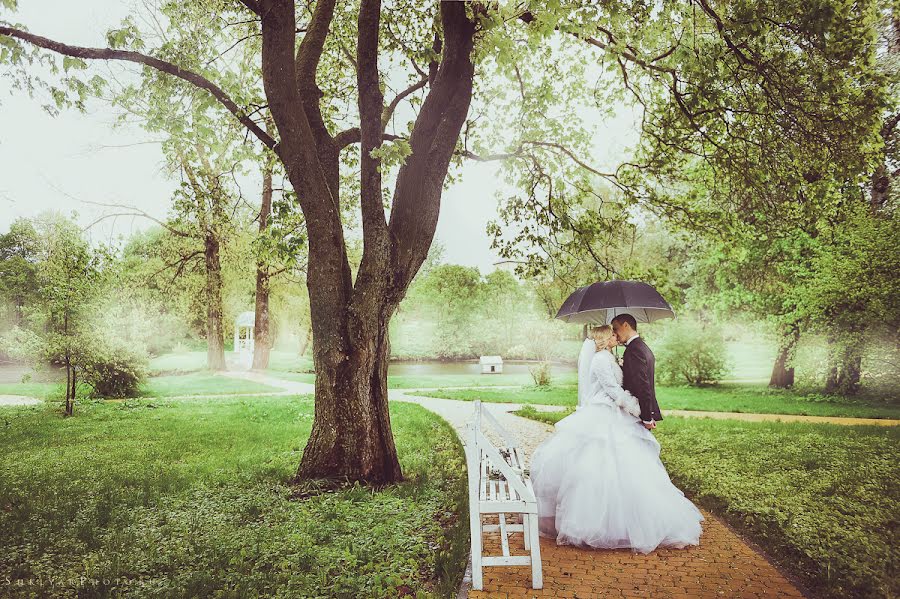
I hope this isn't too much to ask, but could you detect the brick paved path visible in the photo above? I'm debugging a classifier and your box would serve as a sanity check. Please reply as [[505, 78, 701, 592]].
[[467, 511, 805, 598]]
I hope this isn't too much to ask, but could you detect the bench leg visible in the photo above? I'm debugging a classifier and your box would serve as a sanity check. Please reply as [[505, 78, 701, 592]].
[[469, 509, 484, 590], [523, 513, 531, 551], [529, 510, 543, 589]]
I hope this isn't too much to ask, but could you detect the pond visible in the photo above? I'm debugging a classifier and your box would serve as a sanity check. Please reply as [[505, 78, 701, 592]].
[[386, 359, 576, 377], [0, 362, 64, 384]]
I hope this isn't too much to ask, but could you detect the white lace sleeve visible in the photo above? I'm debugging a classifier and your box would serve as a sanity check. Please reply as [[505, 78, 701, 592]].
[[592, 352, 641, 418]]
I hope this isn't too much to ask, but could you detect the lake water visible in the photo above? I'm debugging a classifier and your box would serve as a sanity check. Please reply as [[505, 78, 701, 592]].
[[387, 360, 576, 376]]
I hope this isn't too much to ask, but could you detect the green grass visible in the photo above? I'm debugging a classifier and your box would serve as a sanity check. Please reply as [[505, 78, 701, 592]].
[[0, 373, 281, 402], [0, 382, 69, 400], [148, 351, 216, 374], [266, 370, 317, 384], [422, 383, 900, 419], [265, 351, 315, 373], [657, 418, 899, 599], [139, 372, 281, 397], [512, 405, 573, 425], [0, 395, 468, 598]]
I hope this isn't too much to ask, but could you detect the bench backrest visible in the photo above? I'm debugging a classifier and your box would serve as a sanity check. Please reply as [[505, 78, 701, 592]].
[[465, 401, 535, 502]]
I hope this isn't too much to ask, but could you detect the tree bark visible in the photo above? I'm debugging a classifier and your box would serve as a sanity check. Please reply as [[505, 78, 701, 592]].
[[825, 328, 864, 395], [252, 167, 274, 370], [298, 325, 312, 357], [769, 323, 800, 388], [296, 304, 402, 484], [205, 232, 226, 371]]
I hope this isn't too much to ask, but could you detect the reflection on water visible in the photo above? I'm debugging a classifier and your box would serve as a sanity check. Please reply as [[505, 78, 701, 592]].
[[0, 362, 65, 384], [386, 360, 575, 376]]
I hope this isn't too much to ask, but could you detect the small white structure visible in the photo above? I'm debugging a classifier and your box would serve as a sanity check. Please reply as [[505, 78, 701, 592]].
[[464, 400, 542, 590], [480, 355, 503, 374], [234, 311, 255, 359]]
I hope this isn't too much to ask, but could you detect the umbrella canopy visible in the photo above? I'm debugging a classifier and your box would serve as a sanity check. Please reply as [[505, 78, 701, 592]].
[[555, 280, 675, 325]]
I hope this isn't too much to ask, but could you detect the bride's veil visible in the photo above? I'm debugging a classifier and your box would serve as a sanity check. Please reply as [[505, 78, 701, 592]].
[[577, 337, 596, 407]]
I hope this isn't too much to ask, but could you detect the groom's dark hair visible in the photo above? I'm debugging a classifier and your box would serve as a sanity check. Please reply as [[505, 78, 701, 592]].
[[612, 314, 637, 330]]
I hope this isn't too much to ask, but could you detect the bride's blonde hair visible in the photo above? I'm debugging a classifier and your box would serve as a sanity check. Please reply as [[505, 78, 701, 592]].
[[588, 325, 615, 350]]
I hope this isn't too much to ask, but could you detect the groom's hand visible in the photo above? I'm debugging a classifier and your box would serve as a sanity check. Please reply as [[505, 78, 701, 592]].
[[642, 420, 656, 430]]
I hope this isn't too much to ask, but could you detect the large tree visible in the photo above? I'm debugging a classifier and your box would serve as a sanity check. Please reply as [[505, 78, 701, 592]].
[[0, 0, 887, 482]]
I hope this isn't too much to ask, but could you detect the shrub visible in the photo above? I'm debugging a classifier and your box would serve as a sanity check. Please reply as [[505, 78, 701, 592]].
[[529, 361, 552, 386], [81, 341, 149, 398], [655, 318, 730, 386]]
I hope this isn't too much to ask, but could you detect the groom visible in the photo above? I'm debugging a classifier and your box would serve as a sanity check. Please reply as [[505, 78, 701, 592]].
[[611, 314, 662, 430]]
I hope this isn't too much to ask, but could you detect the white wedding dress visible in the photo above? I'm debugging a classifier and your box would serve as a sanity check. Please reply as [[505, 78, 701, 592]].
[[530, 348, 704, 553]]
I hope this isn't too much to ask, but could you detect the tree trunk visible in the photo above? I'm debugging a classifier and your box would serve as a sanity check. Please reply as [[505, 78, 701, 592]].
[[256, 0, 475, 484], [298, 325, 312, 357], [296, 299, 402, 484], [825, 328, 864, 395], [252, 167, 274, 370], [769, 323, 800, 388], [205, 233, 226, 371], [64, 358, 73, 416]]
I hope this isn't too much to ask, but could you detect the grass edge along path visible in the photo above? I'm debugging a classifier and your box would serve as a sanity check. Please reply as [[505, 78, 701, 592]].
[[421, 383, 900, 420]]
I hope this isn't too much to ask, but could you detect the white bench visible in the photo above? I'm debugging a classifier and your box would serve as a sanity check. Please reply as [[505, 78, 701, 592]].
[[464, 400, 543, 590]]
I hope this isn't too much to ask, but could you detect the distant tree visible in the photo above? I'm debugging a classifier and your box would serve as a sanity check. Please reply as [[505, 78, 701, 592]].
[[1, 214, 108, 414], [0, 218, 40, 329]]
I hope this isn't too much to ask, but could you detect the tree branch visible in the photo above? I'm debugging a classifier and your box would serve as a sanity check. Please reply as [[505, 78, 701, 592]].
[[0, 26, 278, 150], [382, 75, 427, 129], [356, 0, 389, 256]]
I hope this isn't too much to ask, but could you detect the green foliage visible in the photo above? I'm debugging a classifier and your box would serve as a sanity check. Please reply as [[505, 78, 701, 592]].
[[655, 318, 731, 386], [657, 418, 899, 599], [512, 405, 573, 426], [394, 263, 575, 360], [528, 361, 552, 387], [0, 397, 468, 598], [79, 339, 148, 398]]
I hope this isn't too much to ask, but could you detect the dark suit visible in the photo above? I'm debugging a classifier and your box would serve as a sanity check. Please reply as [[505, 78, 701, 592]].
[[621, 336, 663, 422]]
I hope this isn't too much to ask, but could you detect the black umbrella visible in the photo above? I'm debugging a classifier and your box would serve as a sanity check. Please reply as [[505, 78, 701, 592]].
[[555, 280, 675, 325]]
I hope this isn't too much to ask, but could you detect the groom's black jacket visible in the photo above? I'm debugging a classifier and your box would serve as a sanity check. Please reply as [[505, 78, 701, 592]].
[[622, 337, 663, 422]]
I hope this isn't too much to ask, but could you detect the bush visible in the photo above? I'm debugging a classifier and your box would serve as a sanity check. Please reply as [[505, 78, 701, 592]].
[[81, 341, 149, 398], [529, 361, 552, 386], [656, 318, 730, 385]]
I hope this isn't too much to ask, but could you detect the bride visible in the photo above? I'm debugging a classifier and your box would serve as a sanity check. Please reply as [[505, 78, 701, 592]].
[[530, 325, 704, 553]]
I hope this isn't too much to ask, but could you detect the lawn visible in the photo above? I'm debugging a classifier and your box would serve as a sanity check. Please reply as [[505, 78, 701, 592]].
[[657, 418, 899, 599], [512, 408, 898, 599], [421, 383, 900, 419], [148, 350, 314, 375], [0, 373, 280, 402], [139, 372, 281, 397], [0, 396, 468, 598]]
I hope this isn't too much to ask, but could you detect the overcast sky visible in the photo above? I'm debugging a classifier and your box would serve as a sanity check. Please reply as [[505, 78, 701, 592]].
[[0, 1, 639, 273]]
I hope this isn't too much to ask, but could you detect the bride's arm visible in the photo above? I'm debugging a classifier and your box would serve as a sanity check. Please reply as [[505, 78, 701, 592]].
[[594, 353, 641, 417]]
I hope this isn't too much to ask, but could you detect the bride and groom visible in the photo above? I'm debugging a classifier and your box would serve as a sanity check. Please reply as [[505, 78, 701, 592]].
[[530, 314, 704, 553]]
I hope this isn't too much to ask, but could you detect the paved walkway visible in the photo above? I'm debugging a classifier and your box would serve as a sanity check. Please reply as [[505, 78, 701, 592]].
[[221, 371, 810, 598]]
